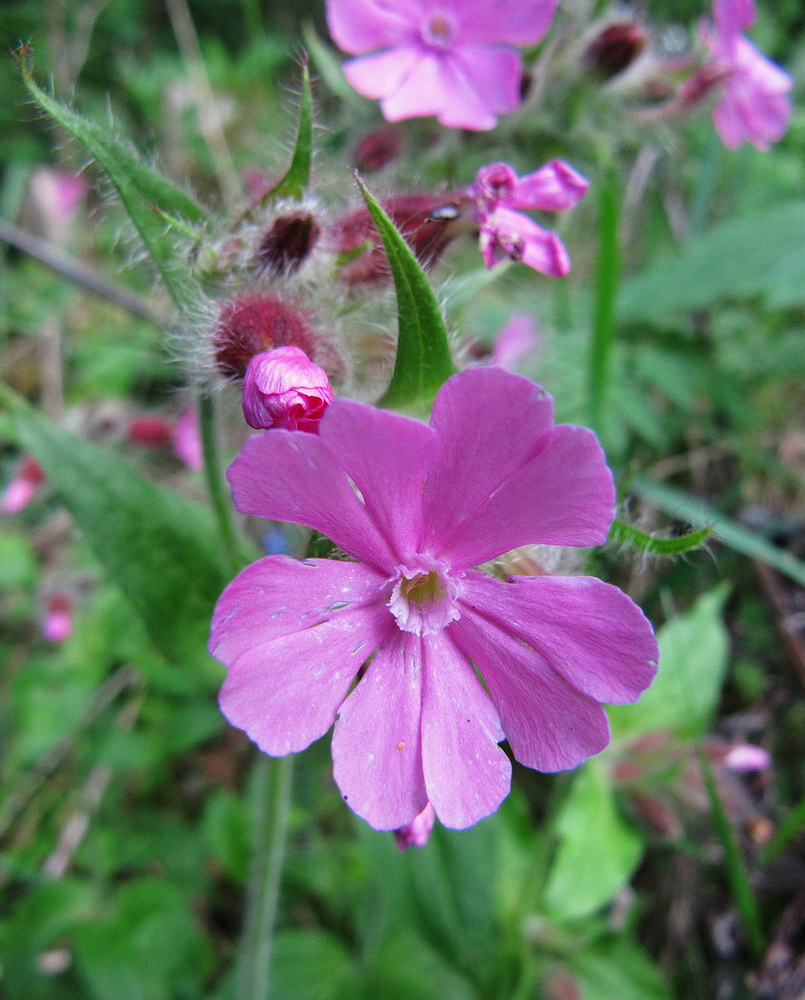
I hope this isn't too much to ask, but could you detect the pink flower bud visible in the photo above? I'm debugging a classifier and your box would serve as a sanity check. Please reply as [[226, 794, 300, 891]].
[[583, 21, 647, 80], [352, 127, 403, 172], [242, 347, 333, 432], [128, 415, 175, 448], [2, 457, 45, 513], [394, 802, 436, 850]]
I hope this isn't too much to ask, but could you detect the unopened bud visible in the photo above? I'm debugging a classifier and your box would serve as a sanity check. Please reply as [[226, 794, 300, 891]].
[[2, 456, 45, 513], [242, 346, 333, 432], [128, 415, 174, 448], [212, 294, 318, 379], [331, 194, 470, 285], [42, 592, 73, 643], [352, 127, 403, 172], [254, 212, 321, 277], [393, 802, 436, 850], [583, 21, 647, 80]]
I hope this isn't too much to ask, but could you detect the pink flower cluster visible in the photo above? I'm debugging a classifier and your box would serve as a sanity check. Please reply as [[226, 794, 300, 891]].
[[210, 367, 658, 832], [469, 160, 588, 277], [699, 0, 792, 150], [326, 0, 559, 130]]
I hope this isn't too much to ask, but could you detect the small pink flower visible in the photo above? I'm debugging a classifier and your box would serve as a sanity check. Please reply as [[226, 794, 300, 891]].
[[2, 457, 45, 513], [42, 592, 73, 643], [210, 367, 658, 831], [469, 161, 588, 277], [722, 744, 771, 772], [326, 0, 559, 131], [490, 314, 540, 370], [394, 801, 436, 850], [242, 347, 334, 432], [700, 0, 792, 150]]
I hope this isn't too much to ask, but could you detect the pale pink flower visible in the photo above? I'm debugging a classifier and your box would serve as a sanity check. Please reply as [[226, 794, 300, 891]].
[[172, 407, 203, 471], [326, 0, 559, 130], [470, 161, 588, 277], [241, 347, 334, 432], [700, 0, 792, 150], [394, 801, 436, 849], [210, 367, 658, 831], [1, 457, 45, 513], [722, 744, 771, 772]]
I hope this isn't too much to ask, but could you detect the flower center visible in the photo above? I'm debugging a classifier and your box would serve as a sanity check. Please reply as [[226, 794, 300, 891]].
[[388, 556, 462, 636], [421, 11, 456, 50]]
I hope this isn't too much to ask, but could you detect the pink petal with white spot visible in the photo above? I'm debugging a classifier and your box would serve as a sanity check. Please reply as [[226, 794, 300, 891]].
[[451, 602, 611, 772], [213, 556, 392, 755], [332, 629, 428, 829], [513, 160, 589, 211], [318, 400, 438, 562], [459, 572, 658, 704], [423, 366, 555, 555], [420, 630, 511, 828]]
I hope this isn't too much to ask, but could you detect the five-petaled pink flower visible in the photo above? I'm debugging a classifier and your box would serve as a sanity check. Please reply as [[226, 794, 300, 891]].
[[209, 367, 658, 831], [241, 346, 334, 432], [470, 161, 588, 277], [700, 0, 792, 150], [326, 0, 559, 131]]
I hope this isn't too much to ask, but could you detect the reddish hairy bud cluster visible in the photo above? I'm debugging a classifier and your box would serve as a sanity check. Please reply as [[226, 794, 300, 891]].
[[330, 193, 470, 284], [212, 294, 318, 379], [352, 127, 403, 172], [254, 212, 321, 277]]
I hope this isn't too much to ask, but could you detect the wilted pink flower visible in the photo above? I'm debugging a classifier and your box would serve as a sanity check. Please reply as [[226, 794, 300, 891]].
[[469, 161, 588, 276], [242, 347, 334, 432], [326, 0, 559, 130], [42, 592, 73, 643], [210, 367, 658, 831], [700, 0, 792, 150], [2, 456, 45, 513], [394, 801, 436, 850]]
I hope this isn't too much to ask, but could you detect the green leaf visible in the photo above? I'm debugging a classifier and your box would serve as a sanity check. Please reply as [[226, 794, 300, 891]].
[[271, 61, 314, 200], [270, 929, 362, 1000], [368, 930, 480, 1000], [19, 51, 205, 313], [1, 387, 228, 667], [567, 933, 671, 1000], [607, 519, 712, 556], [545, 760, 643, 920], [355, 176, 457, 412], [632, 476, 805, 587], [619, 201, 805, 322], [608, 585, 730, 741]]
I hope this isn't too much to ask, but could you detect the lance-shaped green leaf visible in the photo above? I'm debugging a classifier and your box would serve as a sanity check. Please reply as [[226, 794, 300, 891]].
[[355, 176, 457, 413], [271, 61, 314, 201], [2, 386, 228, 668], [19, 50, 205, 314]]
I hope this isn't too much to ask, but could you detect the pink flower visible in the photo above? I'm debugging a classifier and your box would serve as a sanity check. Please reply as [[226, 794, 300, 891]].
[[42, 592, 73, 643], [172, 407, 203, 471], [242, 347, 334, 432], [1, 457, 45, 513], [326, 0, 559, 131], [701, 0, 792, 150], [394, 801, 436, 850], [469, 161, 588, 277], [210, 367, 658, 831], [491, 314, 540, 370]]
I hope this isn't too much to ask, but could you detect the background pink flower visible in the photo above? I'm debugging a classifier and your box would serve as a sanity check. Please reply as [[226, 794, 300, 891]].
[[326, 0, 559, 130], [701, 0, 792, 150], [210, 367, 658, 831]]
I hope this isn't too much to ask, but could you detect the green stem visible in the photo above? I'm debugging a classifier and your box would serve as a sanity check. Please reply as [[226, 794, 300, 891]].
[[589, 170, 620, 441], [689, 131, 723, 241], [698, 748, 764, 957], [197, 389, 241, 575], [237, 755, 295, 1000], [761, 793, 805, 865]]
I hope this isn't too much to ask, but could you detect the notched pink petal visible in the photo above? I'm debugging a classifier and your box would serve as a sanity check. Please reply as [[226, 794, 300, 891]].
[[420, 630, 511, 828], [212, 556, 392, 756], [452, 606, 611, 772], [513, 160, 589, 212], [332, 630, 428, 830], [460, 573, 658, 705]]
